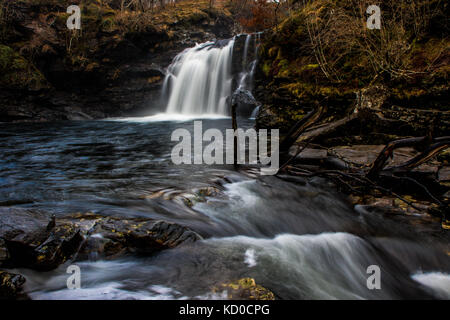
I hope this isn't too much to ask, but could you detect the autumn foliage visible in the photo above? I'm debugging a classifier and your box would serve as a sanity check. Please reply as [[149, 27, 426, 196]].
[[228, 0, 290, 32]]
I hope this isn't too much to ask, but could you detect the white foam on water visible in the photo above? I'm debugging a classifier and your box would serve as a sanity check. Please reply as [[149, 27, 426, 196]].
[[225, 180, 260, 208], [244, 248, 257, 267], [30, 282, 183, 300], [107, 113, 230, 123], [206, 232, 373, 300], [412, 272, 450, 299]]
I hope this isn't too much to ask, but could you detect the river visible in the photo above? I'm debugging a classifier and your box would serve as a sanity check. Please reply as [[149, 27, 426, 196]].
[[1, 36, 449, 300]]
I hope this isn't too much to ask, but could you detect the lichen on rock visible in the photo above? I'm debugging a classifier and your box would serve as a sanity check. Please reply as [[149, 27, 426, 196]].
[[213, 278, 275, 300]]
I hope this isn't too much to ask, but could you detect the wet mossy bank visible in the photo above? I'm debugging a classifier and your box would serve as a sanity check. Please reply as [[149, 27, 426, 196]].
[[252, 1, 449, 228], [254, 0, 449, 139]]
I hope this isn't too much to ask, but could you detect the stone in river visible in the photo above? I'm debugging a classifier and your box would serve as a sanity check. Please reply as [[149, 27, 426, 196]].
[[0, 271, 26, 300], [0, 207, 83, 271]]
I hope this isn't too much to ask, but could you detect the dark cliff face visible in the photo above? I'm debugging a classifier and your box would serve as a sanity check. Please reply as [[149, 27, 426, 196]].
[[0, 1, 236, 122]]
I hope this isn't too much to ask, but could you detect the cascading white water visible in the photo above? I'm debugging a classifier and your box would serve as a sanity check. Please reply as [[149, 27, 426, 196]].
[[237, 32, 261, 92], [163, 39, 235, 116]]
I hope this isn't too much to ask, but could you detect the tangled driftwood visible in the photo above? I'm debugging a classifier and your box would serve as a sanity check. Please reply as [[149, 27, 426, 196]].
[[275, 106, 449, 221]]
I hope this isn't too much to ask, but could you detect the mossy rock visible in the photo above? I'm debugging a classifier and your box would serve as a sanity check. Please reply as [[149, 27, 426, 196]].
[[213, 278, 275, 300]]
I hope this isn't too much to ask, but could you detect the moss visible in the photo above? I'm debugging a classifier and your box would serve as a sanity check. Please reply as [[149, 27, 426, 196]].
[[262, 61, 271, 77], [101, 16, 119, 32], [213, 278, 275, 300], [0, 45, 48, 90], [268, 46, 278, 58], [184, 9, 209, 24]]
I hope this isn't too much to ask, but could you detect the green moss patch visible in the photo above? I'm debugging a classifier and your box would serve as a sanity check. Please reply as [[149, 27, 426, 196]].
[[0, 45, 48, 90]]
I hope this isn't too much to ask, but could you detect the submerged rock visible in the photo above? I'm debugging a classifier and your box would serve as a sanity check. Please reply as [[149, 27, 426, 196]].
[[0, 271, 26, 300], [213, 278, 275, 300]]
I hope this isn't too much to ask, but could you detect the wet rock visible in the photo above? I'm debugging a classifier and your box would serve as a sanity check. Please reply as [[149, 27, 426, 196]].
[[232, 89, 260, 118], [73, 214, 203, 260], [438, 167, 450, 183], [0, 208, 202, 267], [0, 239, 9, 265], [330, 145, 441, 174], [256, 104, 291, 132], [331, 145, 385, 166], [290, 148, 327, 165], [32, 223, 83, 271], [0, 208, 83, 270], [213, 278, 275, 300], [0, 207, 52, 252], [0, 271, 26, 300]]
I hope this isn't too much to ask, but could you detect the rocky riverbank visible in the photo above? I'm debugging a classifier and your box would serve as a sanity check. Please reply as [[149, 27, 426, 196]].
[[0, 207, 202, 299], [251, 0, 449, 228]]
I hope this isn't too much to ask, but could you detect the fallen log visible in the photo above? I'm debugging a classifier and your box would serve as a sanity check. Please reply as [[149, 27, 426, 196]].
[[392, 137, 450, 171], [367, 136, 450, 179], [367, 136, 428, 180]]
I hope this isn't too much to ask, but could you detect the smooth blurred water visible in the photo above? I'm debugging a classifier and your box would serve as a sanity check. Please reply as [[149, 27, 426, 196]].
[[163, 40, 235, 115], [1, 118, 449, 300]]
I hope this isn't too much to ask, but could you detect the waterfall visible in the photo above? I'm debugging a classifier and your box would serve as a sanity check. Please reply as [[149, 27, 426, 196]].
[[237, 33, 261, 92], [232, 33, 262, 119], [163, 39, 235, 116], [242, 34, 252, 67]]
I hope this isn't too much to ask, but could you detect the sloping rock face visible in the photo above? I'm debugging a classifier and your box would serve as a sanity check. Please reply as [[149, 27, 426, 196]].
[[0, 1, 235, 122], [0, 207, 84, 270], [0, 208, 202, 271]]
